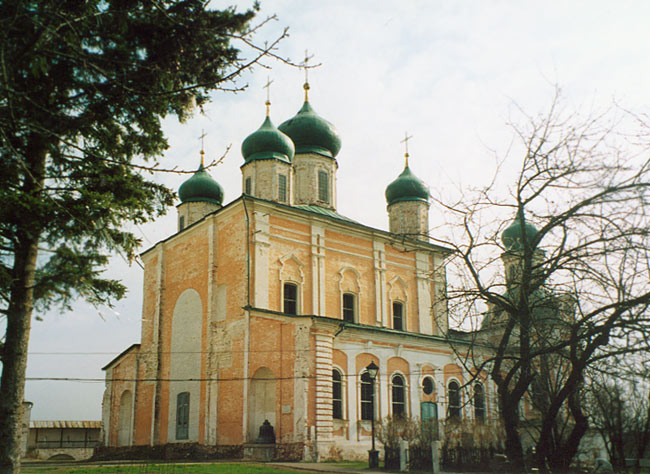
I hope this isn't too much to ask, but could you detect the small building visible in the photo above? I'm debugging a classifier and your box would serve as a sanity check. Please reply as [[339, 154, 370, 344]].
[[26, 421, 101, 461]]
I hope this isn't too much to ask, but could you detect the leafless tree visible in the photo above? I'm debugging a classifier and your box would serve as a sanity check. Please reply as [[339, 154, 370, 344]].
[[587, 360, 650, 473], [430, 89, 650, 472]]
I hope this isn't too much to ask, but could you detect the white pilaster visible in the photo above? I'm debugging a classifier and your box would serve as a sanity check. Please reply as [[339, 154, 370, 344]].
[[373, 240, 387, 327], [416, 251, 433, 335], [311, 225, 326, 316], [346, 353, 356, 441], [314, 333, 334, 440], [206, 216, 218, 443], [253, 210, 270, 308], [379, 357, 389, 419]]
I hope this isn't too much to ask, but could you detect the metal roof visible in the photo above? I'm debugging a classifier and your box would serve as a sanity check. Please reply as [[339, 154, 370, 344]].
[[30, 421, 101, 429], [294, 204, 357, 223]]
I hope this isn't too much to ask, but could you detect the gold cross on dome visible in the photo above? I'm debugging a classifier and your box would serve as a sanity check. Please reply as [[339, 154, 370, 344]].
[[400, 132, 413, 168], [263, 76, 273, 116], [300, 49, 314, 100], [199, 129, 207, 165]]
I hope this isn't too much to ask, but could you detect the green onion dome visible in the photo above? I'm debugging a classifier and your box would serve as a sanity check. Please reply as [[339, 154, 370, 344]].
[[385, 166, 429, 206], [178, 163, 224, 206], [242, 115, 295, 164], [279, 101, 341, 158], [502, 213, 539, 251]]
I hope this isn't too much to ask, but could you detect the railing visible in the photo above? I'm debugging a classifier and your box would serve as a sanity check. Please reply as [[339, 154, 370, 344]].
[[35, 440, 100, 449]]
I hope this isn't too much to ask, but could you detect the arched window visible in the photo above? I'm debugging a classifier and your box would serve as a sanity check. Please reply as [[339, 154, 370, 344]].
[[332, 369, 343, 420], [447, 380, 461, 421], [474, 383, 486, 421], [422, 376, 435, 396], [392, 301, 404, 331], [318, 170, 329, 203], [391, 374, 406, 417], [360, 371, 375, 421], [283, 282, 298, 315], [176, 392, 190, 440], [342, 293, 356, 322]]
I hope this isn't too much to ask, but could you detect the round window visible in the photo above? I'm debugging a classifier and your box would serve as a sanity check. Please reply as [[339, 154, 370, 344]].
[[422, 376, 434, 395]]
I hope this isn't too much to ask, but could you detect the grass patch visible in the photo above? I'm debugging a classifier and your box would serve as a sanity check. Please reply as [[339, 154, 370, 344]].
[[23, 462, 314, 474]]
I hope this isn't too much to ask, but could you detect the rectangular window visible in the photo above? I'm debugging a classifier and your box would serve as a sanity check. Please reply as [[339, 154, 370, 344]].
[[318, 170, 329, 203], [176, 392, 190, 440], [342, 293, 355, 322], [245, 177, 252, 195], [179, 215, 185, 231], [283, 282, 298, 315], [392, 301, 404, 331], [278, 174, 287, 202]]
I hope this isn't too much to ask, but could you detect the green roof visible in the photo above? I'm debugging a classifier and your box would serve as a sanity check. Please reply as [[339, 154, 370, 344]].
[[241, 115, 295, 163], [178, 164, 224, 205], [279, 101, 341, 158], [385, 165, 429, 206], [502, 213, 538, 251], [294, 204, 357, 223]]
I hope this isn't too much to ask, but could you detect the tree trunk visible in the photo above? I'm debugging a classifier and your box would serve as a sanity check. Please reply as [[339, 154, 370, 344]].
[[549, 392, 588, 472], [0, 136, 46, 474], [500, 393, 525, 470]]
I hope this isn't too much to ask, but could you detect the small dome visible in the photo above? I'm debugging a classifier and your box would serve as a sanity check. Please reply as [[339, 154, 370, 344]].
[[178, 164, 224, 206], [242, 116, 294, 163], [385, 166, 429, 206], [279, 101, 341, 158], [502, 213, 538, 251]]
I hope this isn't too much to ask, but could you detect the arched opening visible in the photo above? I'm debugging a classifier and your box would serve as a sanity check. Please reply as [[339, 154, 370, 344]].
[[248, 367, 276, 441], [332, 369, 344, 420], [447, 380, 461, 421], [474, 383, 486, 421], [360, 371, 375, 421], [168, 288, 202, 443], [117, 390, 132, 446], [391, 374, 406, 417]]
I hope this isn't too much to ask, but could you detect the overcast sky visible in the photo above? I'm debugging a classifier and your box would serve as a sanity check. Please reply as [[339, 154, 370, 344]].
[[22, 1, 650, 420]]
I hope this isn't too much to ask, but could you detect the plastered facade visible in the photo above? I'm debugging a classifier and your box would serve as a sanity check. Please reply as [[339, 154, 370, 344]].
[[388, 200, 430, 236]]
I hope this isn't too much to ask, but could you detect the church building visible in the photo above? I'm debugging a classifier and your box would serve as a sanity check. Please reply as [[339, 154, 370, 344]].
[[101, 81, 493, 460]]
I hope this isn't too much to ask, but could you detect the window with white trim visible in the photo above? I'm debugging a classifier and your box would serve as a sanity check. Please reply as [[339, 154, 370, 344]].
[[392, 301, 404, 331], [360, 371, 375, 421], [447, 380, 461, 421], [474, 383, 486, 421], [283, 282, 298, 315], [342, 293, 356, 322], [318, 170, 329, 203], [391, 374, 406, 417], [332, 369, 344, 420]]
